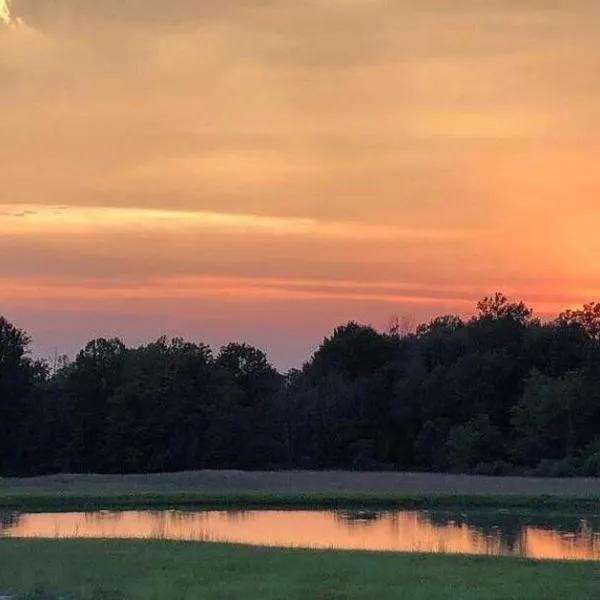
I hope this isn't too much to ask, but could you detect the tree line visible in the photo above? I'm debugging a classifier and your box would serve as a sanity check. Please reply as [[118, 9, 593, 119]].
[[3, 293, 600, 477]]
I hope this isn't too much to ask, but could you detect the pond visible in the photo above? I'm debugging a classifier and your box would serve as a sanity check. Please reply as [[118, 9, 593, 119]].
[[2, 509, 600, 561]]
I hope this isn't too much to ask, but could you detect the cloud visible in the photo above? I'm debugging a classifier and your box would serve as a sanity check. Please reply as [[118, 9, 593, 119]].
[[0, 0, 11, 25], [0, 204, 477, 239], [2, 273, 587, 319], [3, 0, 600, 364], [0, 203, 490, 292], [3, 2, 599, 230], [3, 0, 600, 224]]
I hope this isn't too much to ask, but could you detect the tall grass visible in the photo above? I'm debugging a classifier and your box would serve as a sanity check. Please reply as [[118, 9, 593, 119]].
[[0, 491, 599, 512]]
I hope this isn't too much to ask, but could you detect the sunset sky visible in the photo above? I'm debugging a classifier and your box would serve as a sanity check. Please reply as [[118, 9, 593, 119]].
[[2, 0, 600, 369]]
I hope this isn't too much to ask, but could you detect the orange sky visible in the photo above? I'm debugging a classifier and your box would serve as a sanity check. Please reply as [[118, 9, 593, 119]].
[[2, 0, 600, 368]]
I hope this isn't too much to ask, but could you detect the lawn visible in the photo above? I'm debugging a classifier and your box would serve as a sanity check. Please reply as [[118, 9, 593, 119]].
[[1, 539, 599, 600]]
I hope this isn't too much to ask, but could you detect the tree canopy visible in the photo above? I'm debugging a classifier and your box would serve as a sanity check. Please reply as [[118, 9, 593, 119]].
[[4, 294, 600, 477]]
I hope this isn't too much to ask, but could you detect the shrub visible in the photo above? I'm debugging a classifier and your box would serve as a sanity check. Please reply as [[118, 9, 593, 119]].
[[472, 460, 513, 476], [582, 451, 600, 476], [531, 457, 581, 477]]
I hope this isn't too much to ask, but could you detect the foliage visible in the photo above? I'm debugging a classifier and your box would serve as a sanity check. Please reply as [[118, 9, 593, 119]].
[[557, 302, 600, 340], [3, 292, 600, 476], [446, 414, 504, 472], [0, 317, 47, 474]]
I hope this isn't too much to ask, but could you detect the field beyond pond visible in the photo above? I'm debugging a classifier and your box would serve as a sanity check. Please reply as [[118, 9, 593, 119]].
[[2, 470, 600, 511], [7, 469, 600, 495], [1, 539, 599, 600]]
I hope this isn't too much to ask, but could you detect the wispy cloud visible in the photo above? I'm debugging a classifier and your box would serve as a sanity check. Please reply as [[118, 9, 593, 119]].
[[3, 274, 597, 319], [0, 204, 477, 240], [0, 0, 11, 25]]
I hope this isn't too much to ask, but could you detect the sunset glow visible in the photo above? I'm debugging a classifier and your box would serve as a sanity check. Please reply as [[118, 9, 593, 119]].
[[0, 0, 11, 25], [3, 0, 600, 366]]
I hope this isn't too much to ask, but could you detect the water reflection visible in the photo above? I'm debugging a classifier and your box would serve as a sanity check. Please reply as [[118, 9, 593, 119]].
[[336, 510, 382, 525], [0, 512, 19, 529], [2, 509, 600, 561]]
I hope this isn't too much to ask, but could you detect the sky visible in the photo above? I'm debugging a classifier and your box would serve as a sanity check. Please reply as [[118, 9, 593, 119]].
[[2, 0, 600, 370]]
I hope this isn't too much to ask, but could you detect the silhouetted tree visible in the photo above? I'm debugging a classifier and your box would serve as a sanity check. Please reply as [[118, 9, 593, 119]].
[[557, 302, 600, 340], [7, 293, 600, 476], [64, 338, 127, 471], [0, 316, 44, 474]]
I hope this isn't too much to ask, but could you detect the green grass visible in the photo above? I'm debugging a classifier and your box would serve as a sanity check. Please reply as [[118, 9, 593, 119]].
[[1, 491, 600, 513], [3, 470, 600, 512], [0, 539, 599, 600]]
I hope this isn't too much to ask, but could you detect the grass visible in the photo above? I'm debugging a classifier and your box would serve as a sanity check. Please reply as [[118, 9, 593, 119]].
[[2, 472, 599, 599], [1, 539, 600, 600], [1, 491, 600, 513], [2, 471, 600, 512]]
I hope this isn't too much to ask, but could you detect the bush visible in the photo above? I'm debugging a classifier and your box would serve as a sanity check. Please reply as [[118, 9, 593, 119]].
[[472, 460, 513, 476], [530, 457, 581, 477], [446, 414, 504, 472], [582, 451, 600, 476]]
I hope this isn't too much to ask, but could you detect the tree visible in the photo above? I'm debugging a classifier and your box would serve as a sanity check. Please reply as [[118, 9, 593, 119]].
[[217, 343, 279, 405], [103, 337, 217, 472], [215, 343, 282, 467], [415, 315, 466, 370], [388, 314, 415, 337], [446, 414, 504, 472], [0, 317, 38, 474], [64, 338, 127, 471], [416, 315, 464, 338], [557, 302, 600, 340], [510, 369, 588, 466], [475, 293, 533, 324], [5, 292, 600, 477], [522, 322, 590, 378], [309, 322, 397, 381], [469, 294, 535, 358]]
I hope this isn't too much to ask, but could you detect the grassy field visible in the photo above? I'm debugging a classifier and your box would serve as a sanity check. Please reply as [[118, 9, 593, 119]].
[[1, 470, 600, 511], [1, 539, 599, 600]]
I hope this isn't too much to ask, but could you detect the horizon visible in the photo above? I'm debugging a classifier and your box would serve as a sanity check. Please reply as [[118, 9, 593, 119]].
[[4, 293, 580, 372], [3, 1, 600, 370]]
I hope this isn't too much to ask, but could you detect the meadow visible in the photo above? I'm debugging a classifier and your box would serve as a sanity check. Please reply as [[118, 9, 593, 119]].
[[1, 470, 600, 511], [1, 539, 600, 600], [2, 471, 600, 598]]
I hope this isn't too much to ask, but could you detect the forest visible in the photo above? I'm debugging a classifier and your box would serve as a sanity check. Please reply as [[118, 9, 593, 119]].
[[3, 293, 600, 478]]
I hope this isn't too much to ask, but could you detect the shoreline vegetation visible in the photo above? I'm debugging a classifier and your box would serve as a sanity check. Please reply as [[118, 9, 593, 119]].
[[2, 470, 600, 512], [1, 540, 599, 600]]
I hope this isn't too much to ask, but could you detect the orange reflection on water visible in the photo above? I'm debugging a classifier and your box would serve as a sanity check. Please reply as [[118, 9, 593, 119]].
[[2, 510, 599, 561], [523, 525, 600, 561]]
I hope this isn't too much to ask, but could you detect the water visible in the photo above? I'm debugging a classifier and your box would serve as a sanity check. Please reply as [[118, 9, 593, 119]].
[[2, 509, 600, 561]]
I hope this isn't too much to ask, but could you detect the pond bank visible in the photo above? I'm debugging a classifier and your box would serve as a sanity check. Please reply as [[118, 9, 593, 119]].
[[1, 470, 600, 511]]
